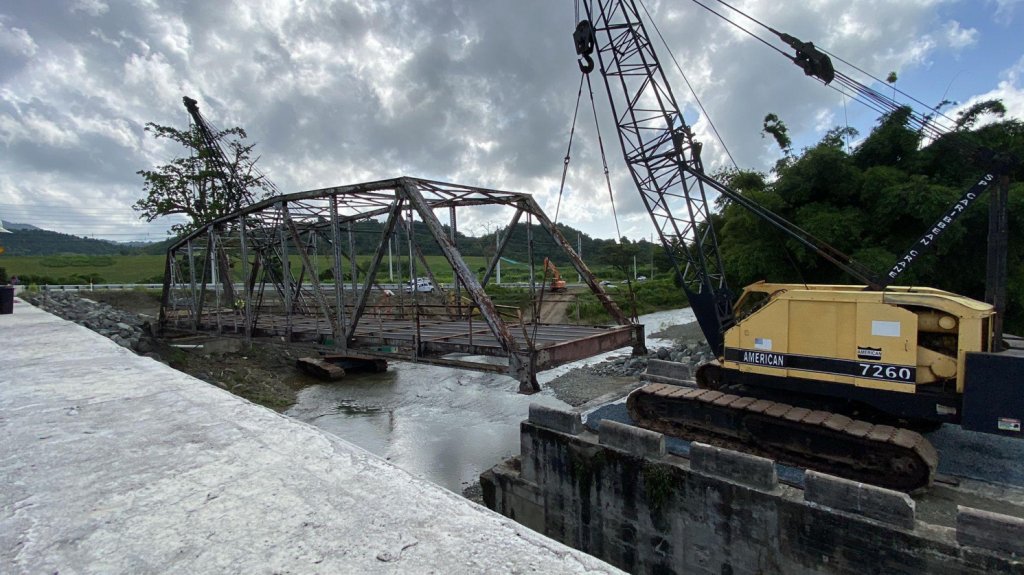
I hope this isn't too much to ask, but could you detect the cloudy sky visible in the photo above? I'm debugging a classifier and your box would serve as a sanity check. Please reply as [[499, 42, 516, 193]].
[[1, 0, 1021, 242]]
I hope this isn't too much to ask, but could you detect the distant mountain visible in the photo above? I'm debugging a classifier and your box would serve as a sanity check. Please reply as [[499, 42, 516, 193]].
[[1, 220, 40, 231], [0, 228, 133, 256]]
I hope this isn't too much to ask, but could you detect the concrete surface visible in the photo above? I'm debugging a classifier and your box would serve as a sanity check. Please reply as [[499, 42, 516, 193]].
[[0, 299, 622, 574]]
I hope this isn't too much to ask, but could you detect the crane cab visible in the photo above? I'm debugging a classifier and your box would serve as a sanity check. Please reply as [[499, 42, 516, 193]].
[[717, 281, 1023, 435]]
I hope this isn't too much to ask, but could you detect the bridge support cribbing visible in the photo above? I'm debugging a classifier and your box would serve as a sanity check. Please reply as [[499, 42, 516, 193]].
[[160, 177, 645, 392]]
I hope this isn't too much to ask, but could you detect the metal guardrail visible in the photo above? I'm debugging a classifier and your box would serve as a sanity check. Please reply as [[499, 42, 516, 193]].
[[32, 282, 570, 292], [35, 284, 165, 292]]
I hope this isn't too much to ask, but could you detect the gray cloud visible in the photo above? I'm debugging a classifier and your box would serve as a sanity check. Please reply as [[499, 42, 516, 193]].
[[0, 0, 1020, 242]]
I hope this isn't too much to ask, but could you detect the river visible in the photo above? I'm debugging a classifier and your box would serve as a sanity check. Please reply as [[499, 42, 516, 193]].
[[285, 307, 696, 493]]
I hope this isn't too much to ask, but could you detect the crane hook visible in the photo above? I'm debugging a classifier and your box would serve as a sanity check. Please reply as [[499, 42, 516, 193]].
[[573, 20, 595, 74]]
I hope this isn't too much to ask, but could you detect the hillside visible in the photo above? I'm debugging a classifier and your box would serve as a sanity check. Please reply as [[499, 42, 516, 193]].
[[0, 220, 41, 231], [0, 228, 134, 256]]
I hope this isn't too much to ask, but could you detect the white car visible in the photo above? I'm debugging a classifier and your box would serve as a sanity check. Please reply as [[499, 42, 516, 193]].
[[404, 278, 435, 293]]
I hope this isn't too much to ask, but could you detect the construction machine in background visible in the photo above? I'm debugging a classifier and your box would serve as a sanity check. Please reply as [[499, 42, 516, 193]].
[[542, 258, 568, 293], [573, 0, 1021, 491]]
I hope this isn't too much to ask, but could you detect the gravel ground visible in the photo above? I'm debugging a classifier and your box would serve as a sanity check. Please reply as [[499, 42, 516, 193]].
[[542, 322, 711, 407]]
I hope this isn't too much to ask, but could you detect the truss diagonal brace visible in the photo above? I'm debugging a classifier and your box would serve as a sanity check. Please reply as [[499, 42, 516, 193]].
[[284, 210, 339, 340], [481, 208, 524, 287], [399, 179, 539, 393], [345, 198, 405, 342]]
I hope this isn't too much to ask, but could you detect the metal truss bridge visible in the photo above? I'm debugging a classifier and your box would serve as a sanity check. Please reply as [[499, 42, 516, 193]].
[[158, 177, 645, 392]]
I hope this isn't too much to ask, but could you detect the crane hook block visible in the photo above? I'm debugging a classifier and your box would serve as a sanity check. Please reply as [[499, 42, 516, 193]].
[[574, 20, 595, 74], [778, 32, 835, 85]]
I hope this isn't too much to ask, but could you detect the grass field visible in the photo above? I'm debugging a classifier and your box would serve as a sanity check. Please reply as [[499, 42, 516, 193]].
[[2, 255, 167, 284], [1, 253, 632, 286]]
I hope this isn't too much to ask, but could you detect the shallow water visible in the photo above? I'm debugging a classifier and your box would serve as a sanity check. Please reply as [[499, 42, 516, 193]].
[[285, 307, 695, 492]]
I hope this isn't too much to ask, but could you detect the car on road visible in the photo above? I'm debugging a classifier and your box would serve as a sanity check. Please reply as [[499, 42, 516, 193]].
[[404, 278, 435, 293]]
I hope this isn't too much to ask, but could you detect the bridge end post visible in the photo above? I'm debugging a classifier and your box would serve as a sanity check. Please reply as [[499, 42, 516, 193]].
[[511, 352, 541, 394], [631, 323, 647, 356]]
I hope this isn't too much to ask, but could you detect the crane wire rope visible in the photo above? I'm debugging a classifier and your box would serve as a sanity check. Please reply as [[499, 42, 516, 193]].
[[699, 0, 964, 141], [642, 0, 890, 286], [637, 0, 740, 171], [533, 71, 586, 344], [585, 73, 623, 244], [584, 70, 642, 323], [553, 73, 587, 226]]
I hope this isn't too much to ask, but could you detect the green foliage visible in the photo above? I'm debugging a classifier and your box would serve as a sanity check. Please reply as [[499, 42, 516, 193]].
[[715, 104, 1024, 331], [642, 462, 675, 512], [135, 121, 273, 236], [17, 273, 106, 285], [2, 255, 167, 284], [574, 278, 688, 323], [853, 107, 919, 168], [39, 255, 115, 268], [598, 238, 641, 278], [955, 99, 1007, 131], [483, 284, 532, 310], [762, 112, 792, 154]]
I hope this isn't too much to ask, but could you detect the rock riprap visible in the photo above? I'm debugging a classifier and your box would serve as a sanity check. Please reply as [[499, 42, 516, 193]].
[[22, 291, 154, 354]]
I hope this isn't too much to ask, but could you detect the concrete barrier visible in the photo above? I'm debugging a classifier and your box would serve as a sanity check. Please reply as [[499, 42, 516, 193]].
[[689, 442, 778, 491], [804, 470, 915, 529], [957, 505, 1024, 555], [598, 419, 665, 458], [642, 359, 694, 385], [528, 403, 583, 435]]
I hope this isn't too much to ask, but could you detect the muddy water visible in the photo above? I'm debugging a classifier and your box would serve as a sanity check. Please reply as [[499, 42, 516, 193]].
[[285, 307, 695, 493]]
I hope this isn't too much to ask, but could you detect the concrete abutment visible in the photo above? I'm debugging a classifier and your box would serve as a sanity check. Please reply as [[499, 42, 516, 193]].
[[482, 403, 1024, 574]]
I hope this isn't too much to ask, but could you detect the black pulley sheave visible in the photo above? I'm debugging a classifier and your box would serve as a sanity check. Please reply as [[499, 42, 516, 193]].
[[573, 20, 595, 73]]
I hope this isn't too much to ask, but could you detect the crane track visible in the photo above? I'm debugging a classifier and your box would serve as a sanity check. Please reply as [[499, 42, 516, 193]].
[[626, 383, 938, 492]]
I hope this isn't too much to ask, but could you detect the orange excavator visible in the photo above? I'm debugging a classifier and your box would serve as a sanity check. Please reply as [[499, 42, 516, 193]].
[[542, 258, 568, 293]]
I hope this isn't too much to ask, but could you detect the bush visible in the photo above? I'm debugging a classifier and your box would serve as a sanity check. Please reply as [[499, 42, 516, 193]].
[[39, 255, 115, 268]]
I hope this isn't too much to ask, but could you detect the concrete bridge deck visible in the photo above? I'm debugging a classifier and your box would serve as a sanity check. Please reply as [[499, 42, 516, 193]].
[[0, 299, 621, 574]]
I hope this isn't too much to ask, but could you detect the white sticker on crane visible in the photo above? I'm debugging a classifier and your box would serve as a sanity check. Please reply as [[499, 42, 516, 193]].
[[871, 320, 901, 337], [754, 338, 772, 351], [998, 418, 1021, 432]]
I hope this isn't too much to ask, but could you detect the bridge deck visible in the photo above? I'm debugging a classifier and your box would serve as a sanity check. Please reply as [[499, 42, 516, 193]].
[[169, 310, 641, 375]]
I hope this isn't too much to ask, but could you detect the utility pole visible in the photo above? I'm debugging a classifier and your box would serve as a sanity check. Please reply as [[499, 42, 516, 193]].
[[577, 232, 582, 283], [650, 233, 655, 278], [496, 230, 502, 285]]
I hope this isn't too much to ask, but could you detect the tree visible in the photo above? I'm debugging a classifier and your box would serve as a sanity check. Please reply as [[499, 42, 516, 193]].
[[135, 122, 272, 236], [762, 113, 792, 155], [714, 102, 1024, 331], [954, 99, 1007, 131], [599, 237, 640, 279]]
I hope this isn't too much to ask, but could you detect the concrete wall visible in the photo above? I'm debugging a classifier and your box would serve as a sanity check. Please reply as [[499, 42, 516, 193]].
[[482, 404, 1024, 575]]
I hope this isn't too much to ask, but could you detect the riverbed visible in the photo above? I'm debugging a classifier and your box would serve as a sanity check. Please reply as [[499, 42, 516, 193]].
[[285, 308, 696, 493]]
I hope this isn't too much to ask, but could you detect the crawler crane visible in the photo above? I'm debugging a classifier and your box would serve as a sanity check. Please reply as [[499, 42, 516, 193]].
[[573, 0, 1021, 490]]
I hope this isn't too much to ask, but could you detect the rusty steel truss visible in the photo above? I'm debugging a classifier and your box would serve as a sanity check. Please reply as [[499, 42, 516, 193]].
[[159, 177, 645, 392]]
